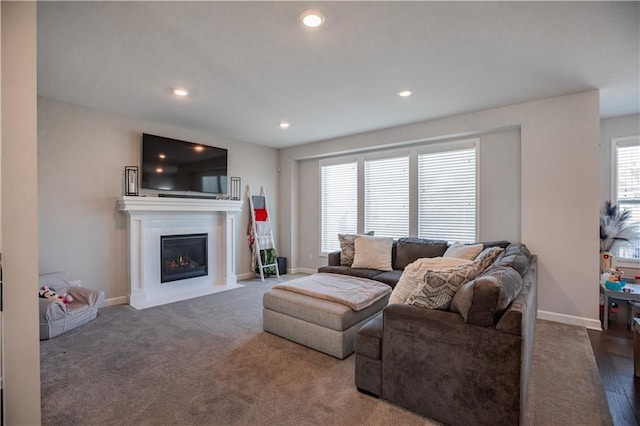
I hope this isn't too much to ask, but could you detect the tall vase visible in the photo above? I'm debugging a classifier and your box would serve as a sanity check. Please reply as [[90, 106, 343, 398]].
[[600, 252, 615, 273]]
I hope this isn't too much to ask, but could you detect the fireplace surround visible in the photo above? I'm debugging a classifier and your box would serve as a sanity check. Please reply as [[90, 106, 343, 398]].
[[118, 196, 243, 309]]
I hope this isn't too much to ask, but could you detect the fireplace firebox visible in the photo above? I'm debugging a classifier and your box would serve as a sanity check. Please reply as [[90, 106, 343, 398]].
[[160, 234, 208, 283]]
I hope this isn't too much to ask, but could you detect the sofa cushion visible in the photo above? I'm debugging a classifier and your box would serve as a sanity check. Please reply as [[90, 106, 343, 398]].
[[493, 243, 531, 275], [443, 242, 483, 260], [372, 270, 403, 288], [339, 232, 374, 266], [394, 237, 449, 270], [406, 261, 487, 310], [451, 265, 523, 326], [479, 240, 511, 249], [389, 257, 473, 304], [317, 266, 382, 281], [352, 235, 393, 271]]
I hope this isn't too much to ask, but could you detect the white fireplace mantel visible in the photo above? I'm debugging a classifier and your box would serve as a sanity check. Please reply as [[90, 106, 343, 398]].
[[118, 196, 243, 309]]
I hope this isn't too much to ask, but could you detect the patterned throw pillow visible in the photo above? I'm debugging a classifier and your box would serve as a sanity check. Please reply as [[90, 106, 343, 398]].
[[406, 261, 486, 310], [443, 242, 484, 260], [389, 257, 473, 304], [475, 246, 505, 269], [338, 231, 374, 266]]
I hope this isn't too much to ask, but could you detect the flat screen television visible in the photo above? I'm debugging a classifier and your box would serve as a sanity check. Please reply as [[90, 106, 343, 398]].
[[141, 133, 228, 194]]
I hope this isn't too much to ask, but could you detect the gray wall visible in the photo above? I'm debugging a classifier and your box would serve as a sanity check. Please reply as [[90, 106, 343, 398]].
[[2, 2, 42, 423], [38, 98, 279, 301], [296, 127, 521, 271], [280, 90, 601, 328]]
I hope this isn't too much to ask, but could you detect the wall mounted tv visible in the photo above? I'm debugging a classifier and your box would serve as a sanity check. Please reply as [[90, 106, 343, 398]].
[[141, 133, 228, 194]]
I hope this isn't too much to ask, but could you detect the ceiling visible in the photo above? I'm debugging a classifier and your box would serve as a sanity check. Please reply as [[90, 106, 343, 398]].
[[37, 2, 640, 149]]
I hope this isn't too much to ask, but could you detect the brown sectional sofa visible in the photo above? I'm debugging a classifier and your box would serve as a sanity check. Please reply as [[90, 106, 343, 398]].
[[320, 238, 537, 425]]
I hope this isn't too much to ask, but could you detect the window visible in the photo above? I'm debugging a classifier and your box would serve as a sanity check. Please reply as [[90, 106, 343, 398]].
[[364, 156, 410, 238], [613, 136, 640, 261], [321, 161, 357, 252], [319, 139, 478, 252], [418, 145, 477, 243]]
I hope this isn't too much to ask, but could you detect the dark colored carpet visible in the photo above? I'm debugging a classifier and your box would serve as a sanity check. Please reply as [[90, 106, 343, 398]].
[[41, 276, 611, 425]]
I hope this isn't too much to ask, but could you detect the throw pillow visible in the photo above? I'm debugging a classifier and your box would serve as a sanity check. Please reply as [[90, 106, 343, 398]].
[[338, 231, 374, 266], [351, 235, 394, 271], [406, 261, 486, 310], [388, 257, 473, 304], [443, 242, 484, 260], [475, 246, 505, 269], [466, 266, 523, 326]]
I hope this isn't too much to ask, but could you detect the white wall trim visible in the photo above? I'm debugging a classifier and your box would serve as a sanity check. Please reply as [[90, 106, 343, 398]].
[[237, 272, 256, 281], [102, 296, 127, 307], [538, 310, 602, 331], [296, 267, 317, 275]]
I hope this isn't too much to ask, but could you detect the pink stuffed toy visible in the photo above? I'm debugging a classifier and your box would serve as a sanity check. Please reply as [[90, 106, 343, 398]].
[[39, 285, 73, 304]]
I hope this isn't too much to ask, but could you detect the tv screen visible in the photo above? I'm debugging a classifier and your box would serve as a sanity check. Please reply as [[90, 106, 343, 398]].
[[141, 133, 228, 194]]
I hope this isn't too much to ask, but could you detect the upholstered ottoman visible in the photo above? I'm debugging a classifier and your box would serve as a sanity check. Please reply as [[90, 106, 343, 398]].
[[263, 273, 391, 359]]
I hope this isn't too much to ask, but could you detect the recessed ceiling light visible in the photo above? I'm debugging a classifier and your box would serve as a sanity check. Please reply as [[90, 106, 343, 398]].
[[398, 90, 413, 97], [158, 154, 166, 159], [194, 146, 205, 152], [279, 122, 290, 129], [173, 88, 189, 97], [300, 10, 325, 28], [156, 168, 163, 173]]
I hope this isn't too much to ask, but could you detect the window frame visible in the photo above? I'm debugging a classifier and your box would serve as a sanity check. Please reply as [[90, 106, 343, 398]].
[[611, 135, 640, 266]]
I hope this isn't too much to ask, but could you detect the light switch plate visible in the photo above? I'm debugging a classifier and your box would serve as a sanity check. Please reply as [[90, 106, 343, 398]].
[[69, 280, 81, 287]]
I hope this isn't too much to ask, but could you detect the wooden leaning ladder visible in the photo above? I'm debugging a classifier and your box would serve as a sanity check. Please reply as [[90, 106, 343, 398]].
[[247, 185, 280, 281]]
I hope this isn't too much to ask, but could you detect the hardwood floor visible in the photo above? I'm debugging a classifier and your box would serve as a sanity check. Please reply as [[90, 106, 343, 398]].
[[589, 303, 640, 425]]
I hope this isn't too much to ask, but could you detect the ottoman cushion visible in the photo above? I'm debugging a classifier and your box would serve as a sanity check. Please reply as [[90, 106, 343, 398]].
[[264, 288, 389, 331]]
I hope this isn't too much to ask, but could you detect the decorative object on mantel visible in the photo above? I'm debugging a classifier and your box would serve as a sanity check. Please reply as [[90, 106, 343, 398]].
[[230, 177, 241, 200], [600, 200, 635, 272], [124, 166, 139, 196]]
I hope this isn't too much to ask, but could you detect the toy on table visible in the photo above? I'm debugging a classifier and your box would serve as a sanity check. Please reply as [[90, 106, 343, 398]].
[[604, 268, 627, 291], [39, 285, 73, 304]]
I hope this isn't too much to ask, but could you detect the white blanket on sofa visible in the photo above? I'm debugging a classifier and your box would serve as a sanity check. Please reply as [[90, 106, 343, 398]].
[[273, 273, 391, 311]]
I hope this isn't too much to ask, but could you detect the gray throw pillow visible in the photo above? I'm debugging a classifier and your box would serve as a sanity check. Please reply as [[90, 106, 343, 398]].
[[452, 265, 523, 326]]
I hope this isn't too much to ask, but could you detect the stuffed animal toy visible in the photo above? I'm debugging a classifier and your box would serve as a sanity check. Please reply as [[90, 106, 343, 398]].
[[39, 285, 73, 304]]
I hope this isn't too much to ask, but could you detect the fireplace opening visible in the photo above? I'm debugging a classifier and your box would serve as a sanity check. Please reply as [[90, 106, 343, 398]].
[[160, 233, 208, 283]]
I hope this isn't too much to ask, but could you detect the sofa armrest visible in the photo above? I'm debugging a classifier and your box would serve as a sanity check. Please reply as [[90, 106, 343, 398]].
[[381, 303, 524, 425], [40, 298, 67, 322], [327, 251, 341, 266]]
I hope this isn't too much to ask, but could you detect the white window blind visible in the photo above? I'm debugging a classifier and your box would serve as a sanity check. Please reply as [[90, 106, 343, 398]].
[[321, 161, 358, 252], [364, 156, 410, 238], [615, 139, 640, 260], [418, 146, 476, 243]]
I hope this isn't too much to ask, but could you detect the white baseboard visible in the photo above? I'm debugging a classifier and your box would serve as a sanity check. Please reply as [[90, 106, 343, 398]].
[[295, 267, 316, 275], [236, 272, 256, 281], [537, 310, 602, 331], [102, 296, 127, 308]]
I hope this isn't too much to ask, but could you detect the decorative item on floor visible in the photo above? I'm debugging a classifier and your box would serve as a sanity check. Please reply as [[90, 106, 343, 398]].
[[124, 166, 139, 196], [247, 185, 280, 280], [39, 271, 106, 340], [230, 177, 241, 200], [600, 201, 635, 272]]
